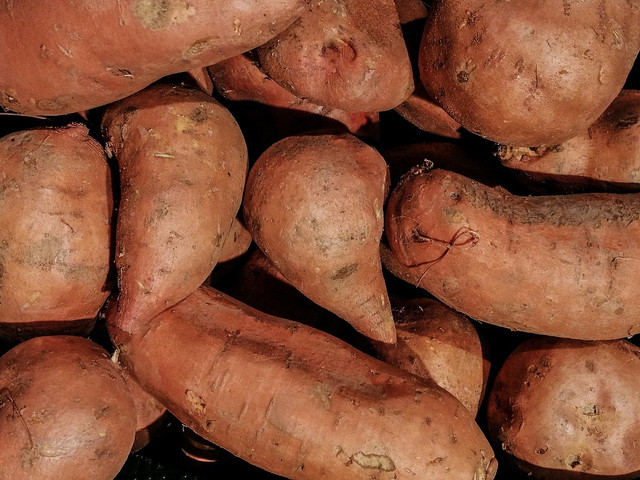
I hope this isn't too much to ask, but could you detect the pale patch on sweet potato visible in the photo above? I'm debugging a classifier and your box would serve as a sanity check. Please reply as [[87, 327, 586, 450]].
[[349, 451, 396, 472], [133, 0, 195, 30]]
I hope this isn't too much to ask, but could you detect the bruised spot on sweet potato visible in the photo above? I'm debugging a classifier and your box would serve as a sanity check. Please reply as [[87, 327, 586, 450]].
[[190, 106, 208, 123], [22, 237, 66, 269], [35, 96, 71, 112], [616, 114, 639, 130], [144, 200, 170, 226], [106, 67, 135, 79], [331, 263, 358, 280]]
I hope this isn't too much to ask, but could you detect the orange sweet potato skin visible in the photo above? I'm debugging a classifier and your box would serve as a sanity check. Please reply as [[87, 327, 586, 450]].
[[499, 90, 640, 186], [243, 133, 396, 344], [419, 0, 640, 146], [0, 335, 136, 480], [256, 0, 414, 113], [0, 0, 306, 116], [385, 167, 640, 340], [102, 83, 248, 335], [378, 297, 488, 417], [0, 124, 112, 341], [487, 337, 640, 479], [111, 286, 497, 480], [209, 53, 378, 135]]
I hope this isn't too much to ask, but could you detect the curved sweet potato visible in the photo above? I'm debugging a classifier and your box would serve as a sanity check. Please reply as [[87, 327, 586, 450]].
[[243, 134, 396, 344], [101, 83, 248, 336], [0, 335, 136, 480], [0, 124, 112, 343], [256, 0, 414, 112], [110, 285, 497, 480], [0, 0, 307, 116], [487, 337, 640, 479], [385, 167, 640, 340], [419, 0, 640, 146], [209, 53, 379, 135], [498, 90, 640, 187]]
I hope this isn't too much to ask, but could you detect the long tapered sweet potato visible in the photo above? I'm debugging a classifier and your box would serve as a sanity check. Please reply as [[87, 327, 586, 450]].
[[0, 0, 307, 116], [255, 0, 414, 113], [101, 82, 248, 337], [385, 167, 640, 340], [0, 335, 136, 480], [109, 285, 497, 480], [0, 124, 113, 343], [243, 133, 396, 344], [419, 0, 640, 146]]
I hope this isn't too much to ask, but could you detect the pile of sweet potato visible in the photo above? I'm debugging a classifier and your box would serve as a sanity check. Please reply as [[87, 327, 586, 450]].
[[0, 1, 639, 479]]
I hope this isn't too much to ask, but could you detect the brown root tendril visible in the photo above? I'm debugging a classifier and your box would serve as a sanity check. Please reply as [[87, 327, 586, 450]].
[[408, 226, 479, 287]]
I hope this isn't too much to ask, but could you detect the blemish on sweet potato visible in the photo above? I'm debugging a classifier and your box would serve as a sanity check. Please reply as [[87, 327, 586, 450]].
[[331, 263, 358, 280], [23, 237, 66, 269], [106, 67, 134, 79], [349, 451, 395, 472], [94, 405, 111, 419], [133, 0, 195, 30], [616, 114, 639, 130], [183, 37, 217, 58], [313, 382, 332, 411], [35, 96, 70, 112], [565, 453, 582, 468], [186, 389, 206, 413], [457, 70, 470, 83], [190, 106, 208, 123]]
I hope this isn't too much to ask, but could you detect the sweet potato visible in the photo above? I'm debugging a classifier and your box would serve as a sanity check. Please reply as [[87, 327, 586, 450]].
[[394, 84, 463, 139], [101, 82, 248, 337], [385, 167, 640, 340], [217, 216, 253, 264], [419, 0, 640, 146], [377, 297, 489, 417], [209, 53, 379, 135], [487, 336, 640, 479], [120, 367, 168, 452], [498, 90, 640, 188], [109, 285, 497, 480], [0, 124, 112, 343], [0, 0, 307, 116], [0, 335, 136, 480], [243, 133, 396, 344], [255, 0, 414, 113]]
